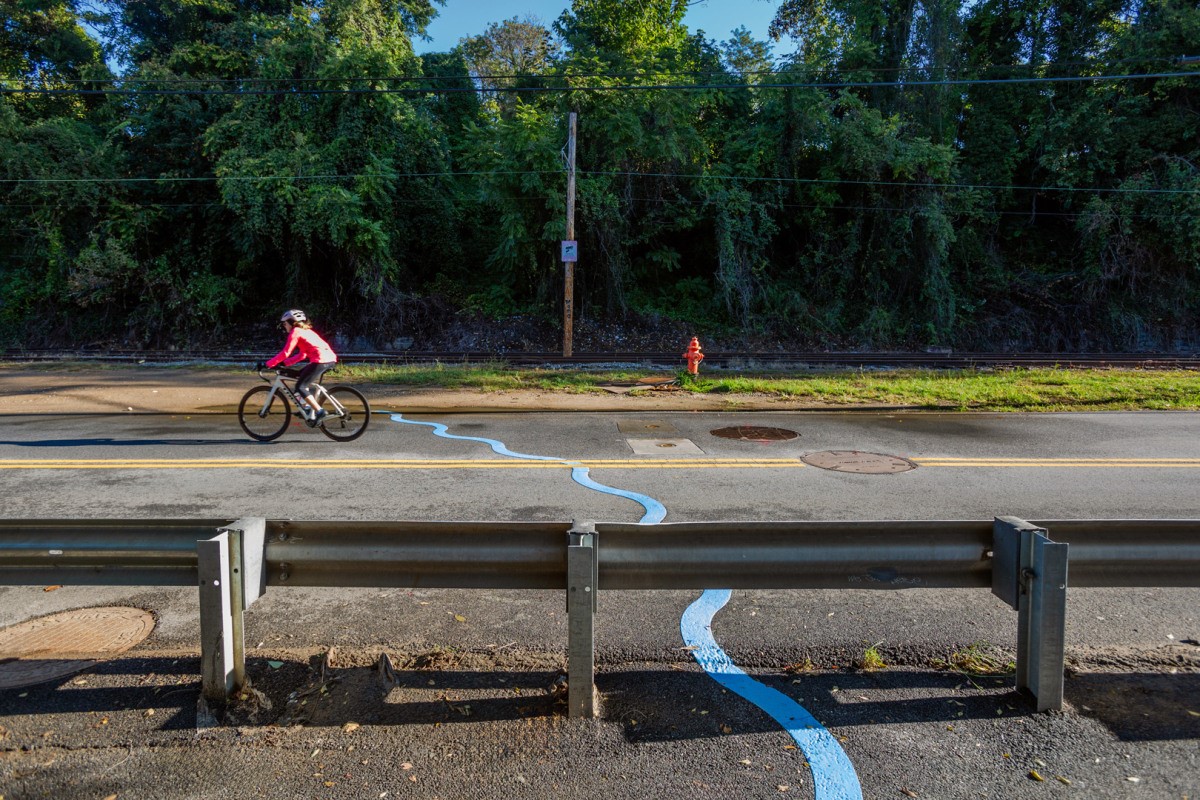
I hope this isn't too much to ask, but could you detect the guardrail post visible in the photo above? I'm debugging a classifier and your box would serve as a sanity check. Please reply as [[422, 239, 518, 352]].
[[199, 519, 267, 701], [992, 517, 1069, 711], [198, 530, 235, 701], [218, 518, 267, 691], [567, 520, 598, 719]]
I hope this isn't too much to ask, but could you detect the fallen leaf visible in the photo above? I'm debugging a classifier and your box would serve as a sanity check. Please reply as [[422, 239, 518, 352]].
[[43, 585, 61, 592], [103, 795, 117, 800], [739, 759, 752, 765], [1126, 777, 1141, 783], [452, 614, 466, 623], [324, 781, 334, 787], [1055, 776, 1072, 785], [901, 789, 918, 798], [782, 745, 797, 751], [1029, 770, 1044, 781], [400, 763, 413, 771], [720, 724, 733, 734], [143, 709, 155, 717], [1187, 710, 1200, 717], [777, 785, 790, 792], [342, 722, 360, 734], [407, 775, 417, 783], [1034, 758, 1047, 767]]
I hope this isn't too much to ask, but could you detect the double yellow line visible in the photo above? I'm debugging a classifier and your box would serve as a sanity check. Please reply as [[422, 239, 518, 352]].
[[0, 457, 1198, 470], [912, 457, 1200, 468], [0, 458, 808, 470]]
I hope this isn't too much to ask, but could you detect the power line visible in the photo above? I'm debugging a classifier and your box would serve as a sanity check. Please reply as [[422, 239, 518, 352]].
[[583, 171, 1200, 195], [0, 171, 560, 184], [21, 55, 1186, 85], [3, 70, 1197, 96]]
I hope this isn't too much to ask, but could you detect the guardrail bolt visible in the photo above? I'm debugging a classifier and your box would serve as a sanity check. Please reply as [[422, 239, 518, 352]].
[[279, 562, 291, 582]]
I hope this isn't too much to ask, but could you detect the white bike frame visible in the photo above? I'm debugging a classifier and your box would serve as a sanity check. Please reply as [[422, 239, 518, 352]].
[[258, 371, 348, 420]]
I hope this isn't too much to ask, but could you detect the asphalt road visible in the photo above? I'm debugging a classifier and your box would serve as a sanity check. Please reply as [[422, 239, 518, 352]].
[[1, 409, 1198, 800]]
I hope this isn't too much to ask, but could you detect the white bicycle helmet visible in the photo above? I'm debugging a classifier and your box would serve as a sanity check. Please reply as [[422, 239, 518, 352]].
[[280, 309, 307, 324]]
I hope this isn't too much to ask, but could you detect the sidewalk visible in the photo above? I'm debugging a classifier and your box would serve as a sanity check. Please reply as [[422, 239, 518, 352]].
[[0, 364, 824, 415]]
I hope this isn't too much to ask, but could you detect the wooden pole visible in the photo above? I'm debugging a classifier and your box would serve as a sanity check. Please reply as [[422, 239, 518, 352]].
[[563, 112, 577, 357]]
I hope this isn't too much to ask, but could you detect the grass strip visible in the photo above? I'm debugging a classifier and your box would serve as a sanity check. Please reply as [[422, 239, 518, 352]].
[[332, 364, 1199, 411]]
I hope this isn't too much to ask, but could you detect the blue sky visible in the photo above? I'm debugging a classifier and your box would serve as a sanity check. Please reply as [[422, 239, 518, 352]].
[[416, 0, 788, 54]]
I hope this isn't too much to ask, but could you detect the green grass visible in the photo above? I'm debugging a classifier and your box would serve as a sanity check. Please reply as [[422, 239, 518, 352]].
[[332, 363, 1199, 411], [679, 367, 1200, 411], [930, 641, 1015, 677], [857, 641, 887, 671]]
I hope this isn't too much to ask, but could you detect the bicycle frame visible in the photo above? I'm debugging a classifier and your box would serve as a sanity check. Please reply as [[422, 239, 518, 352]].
[[256, 369, 347, 419]]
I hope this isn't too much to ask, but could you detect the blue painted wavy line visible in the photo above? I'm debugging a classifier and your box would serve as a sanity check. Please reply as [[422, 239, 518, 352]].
[[681, 590, 863, 800], [386, 412, 859, 798]]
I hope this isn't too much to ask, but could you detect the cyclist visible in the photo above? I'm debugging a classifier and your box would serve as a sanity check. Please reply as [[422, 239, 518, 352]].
[[262, 309, 338, 424]]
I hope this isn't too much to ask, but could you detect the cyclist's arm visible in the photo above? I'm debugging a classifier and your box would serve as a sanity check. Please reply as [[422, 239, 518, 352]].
[[265, 329, 301, 369]]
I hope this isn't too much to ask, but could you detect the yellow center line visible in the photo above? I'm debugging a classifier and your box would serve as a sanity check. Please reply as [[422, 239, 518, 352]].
[[0, 458, 807, 470], [0, 457, 1197, 470]]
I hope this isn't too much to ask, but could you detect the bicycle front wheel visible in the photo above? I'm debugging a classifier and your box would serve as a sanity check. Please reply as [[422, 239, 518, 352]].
[[319, 386, 370, 442], [238, 385, 292, 441]]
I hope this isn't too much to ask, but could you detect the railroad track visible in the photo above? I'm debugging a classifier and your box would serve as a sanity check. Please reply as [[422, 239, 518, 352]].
[[4, 349, 1199, 369]]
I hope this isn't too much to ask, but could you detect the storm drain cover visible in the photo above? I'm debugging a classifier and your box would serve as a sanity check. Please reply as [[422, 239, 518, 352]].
[[710, 426, 799, 443], [0, 606, 155, 689], [801, 450, 917, 474], [627, 438, 705, 455]]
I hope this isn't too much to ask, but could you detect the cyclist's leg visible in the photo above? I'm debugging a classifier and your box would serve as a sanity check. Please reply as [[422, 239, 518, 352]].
[[296, 362, 333, 410]]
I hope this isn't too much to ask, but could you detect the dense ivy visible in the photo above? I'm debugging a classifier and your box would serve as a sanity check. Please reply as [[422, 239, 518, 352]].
[[0, 0, 1197, 349]]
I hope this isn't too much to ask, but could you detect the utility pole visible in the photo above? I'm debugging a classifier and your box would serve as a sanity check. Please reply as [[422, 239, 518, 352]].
[[562, 112, 577, 357]]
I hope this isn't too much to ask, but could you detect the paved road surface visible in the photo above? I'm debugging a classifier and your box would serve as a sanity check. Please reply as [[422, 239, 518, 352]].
[[1, 408, 1197, 800]]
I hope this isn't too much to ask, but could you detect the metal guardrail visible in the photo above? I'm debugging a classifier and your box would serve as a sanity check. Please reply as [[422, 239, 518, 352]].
[[1, 517, 1198, 717]]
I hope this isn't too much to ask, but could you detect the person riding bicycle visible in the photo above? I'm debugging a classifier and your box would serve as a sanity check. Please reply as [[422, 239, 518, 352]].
[[261, 309, 338, 423]]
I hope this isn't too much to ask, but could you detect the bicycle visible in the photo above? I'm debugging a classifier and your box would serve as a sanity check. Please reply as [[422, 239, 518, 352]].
[[238, 364, 371, 442]]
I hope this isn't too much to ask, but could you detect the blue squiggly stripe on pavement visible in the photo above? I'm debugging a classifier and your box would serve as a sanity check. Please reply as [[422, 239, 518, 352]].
[[568, 466, 666, 524], [682, 590, 863, 800], [387, 414, 667, 521], [387, 411, 860, 799]]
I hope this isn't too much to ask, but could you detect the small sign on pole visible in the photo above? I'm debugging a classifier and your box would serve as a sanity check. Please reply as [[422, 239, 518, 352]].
[[561, 240, 578, 262]]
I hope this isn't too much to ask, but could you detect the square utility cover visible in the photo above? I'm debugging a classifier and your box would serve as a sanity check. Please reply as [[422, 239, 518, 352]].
[[626, 438, 705, 455]]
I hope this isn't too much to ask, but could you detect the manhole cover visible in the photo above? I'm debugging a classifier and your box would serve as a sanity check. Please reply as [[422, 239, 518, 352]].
[[711, 426, 799, 442], [800, 450, 917, 474], [0, 606, 155, 689]]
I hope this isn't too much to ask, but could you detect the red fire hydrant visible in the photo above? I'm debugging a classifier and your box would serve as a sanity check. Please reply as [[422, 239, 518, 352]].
[[683, 337, 704, 375]]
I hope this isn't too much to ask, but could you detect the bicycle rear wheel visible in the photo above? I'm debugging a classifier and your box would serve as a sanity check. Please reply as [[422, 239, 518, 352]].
[[238, 385, 292, 441], [319, 386, 370, 442]]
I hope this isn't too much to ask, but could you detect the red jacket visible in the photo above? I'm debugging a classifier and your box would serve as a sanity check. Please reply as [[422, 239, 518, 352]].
[[266, 327, 338, 368]]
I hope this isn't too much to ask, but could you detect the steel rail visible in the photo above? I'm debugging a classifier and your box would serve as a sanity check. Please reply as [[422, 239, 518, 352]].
[[4, 349, 1199, 369], [0, 518, 228, 585], [4, 518, 1195, 590]]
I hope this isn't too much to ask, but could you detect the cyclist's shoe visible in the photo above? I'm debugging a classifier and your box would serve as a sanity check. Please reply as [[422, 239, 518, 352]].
[[314, 409, 328, 424]]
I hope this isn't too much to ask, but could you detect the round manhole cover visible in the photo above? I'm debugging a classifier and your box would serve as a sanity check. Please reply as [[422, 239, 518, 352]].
[[0, 606, 155, 689], [711, 426, 799, 442], [801, 450, 917, 474]]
